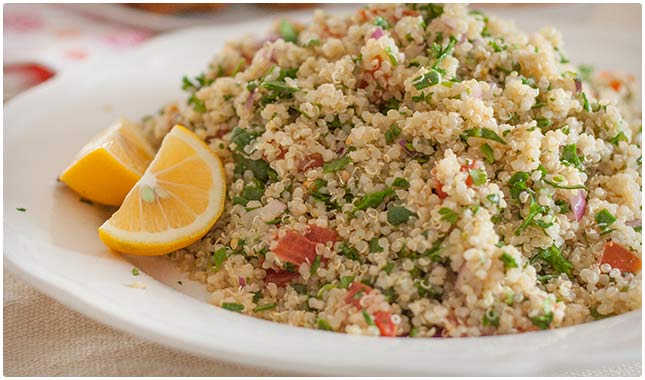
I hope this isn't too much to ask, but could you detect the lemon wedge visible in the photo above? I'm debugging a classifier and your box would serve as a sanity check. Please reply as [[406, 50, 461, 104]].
[[98, 125, 226, 256], [60, 119, 155, 206]]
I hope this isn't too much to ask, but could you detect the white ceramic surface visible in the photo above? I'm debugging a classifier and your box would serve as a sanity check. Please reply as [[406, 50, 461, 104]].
[[4, 8, 641, 376]]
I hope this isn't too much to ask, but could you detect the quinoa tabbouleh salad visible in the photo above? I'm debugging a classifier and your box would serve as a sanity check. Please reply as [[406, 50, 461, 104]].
[[139, 3, 642, 337]]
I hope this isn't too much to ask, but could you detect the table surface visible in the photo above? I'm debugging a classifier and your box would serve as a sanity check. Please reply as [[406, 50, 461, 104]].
[[4, 3, 642, 376]]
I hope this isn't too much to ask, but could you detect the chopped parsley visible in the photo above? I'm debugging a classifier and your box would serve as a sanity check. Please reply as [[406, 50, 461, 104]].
[[339, 275, 355, 289], [253, 303, 277, 313], [131, 268, 140, 276], [480, 143, 495, 163], [278, 20, 298, 43], [310, 179, 339, 210], [561, 144, 583, 170], [578, 64, 593, 82], [462, 128, 506, 145], [412, 69, 441, 90], [310, 255, 321, 275], [500, 253, 518, 271], [230, 127, 260, 152], [482, 308, 499, 327], [581, 92, 591, 112], [16, 207, 26, 212], [391, 177, 410, 189], [469, 168, 487, 186], [362, 309, 375, 325], [609, 131, 628, 145], [530, 311, 553, 330], [352, 188, 395, 214], [595, 209, 617, 235], [369, 238, 384, 253], [385, 124, 402, 144], [535, 244, 573, 277], [536, 117, 552, 130], [339, 242, 361, 261], [373, 16, 390, 29], [222, 302, 244, 313], [323, 154, 352, 173], [438, 207, 459, 224], [387, 206, 417, 226], [210, 248, 228, 271], [317, 318, 333, 331]]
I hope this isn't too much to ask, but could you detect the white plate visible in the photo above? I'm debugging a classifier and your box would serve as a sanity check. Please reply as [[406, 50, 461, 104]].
[[4, 9, 641, 376]]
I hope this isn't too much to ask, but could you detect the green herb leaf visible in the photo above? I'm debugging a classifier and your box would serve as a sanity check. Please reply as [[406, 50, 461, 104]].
[[385, 124, 402, 144], [373, 16, 390, 29], [462, 128, 506, 145], [480, 143, 495, 164], [253, 303, 277, 312], [279, 20, 298, 43], [561, 144, 583, 170], [482, 308, 499, 327], [500, 253, 518, 271], [323, 154, 352, 173], [16, 207, 26, 212], [581, 92, 591, 112], [369, 238, 384, 253], [222, 302, 244, 313], [317, 318, 333, 331], [310, 255, 321, 275], [352, 188, 395, 213], [508, 171, 531, 200], [595, 209, 617, 235], [211, 248, 228, 271], [362, 309, 375, 325], [530, 311, 553, 330], [339, 275, 355, 289], [438, 207, 458, 224], [535, 244, 572, 276], [387, 206, 417, 226], [131, 268, 140, 276], [469, 168, 487, 186], [609, 131, 628, 146], [339, 242, 361, 261], [391, 177, 410, 189], [412, 69, 441, 90], [536, 117, 552, 130]]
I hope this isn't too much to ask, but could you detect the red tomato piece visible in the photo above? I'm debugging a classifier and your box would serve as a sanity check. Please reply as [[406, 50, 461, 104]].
[[344, 282, 372, 307], [273, 231, 318, 265], [600, 242, 642, 273], [373, 310, 397, 337], [298, 153, 323, 171], [305, 225, 338, 244], [264, 269, 300, 287]]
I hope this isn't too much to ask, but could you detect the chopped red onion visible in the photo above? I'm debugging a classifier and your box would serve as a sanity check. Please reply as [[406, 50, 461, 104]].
[[398, 138, 414, 156], [626, 219, 642, 228], [570, 190, 587, 221], [336, 146, 345, 155], [574, 77, 582, 95], [245, 89, 257, 112], [371, 27, 384, 40], [238, 277, 247, 287]]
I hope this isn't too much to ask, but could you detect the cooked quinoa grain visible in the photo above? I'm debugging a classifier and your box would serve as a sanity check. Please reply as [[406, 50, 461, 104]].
[[142, 4, 641, 337]]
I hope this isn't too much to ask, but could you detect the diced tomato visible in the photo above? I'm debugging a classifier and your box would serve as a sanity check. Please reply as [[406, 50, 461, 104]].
[[344, 282, 372, 307], [298, 153, 323, 171], [434, 162, 478, 199], [273, 230, 318, 265], [373, 310, 397, 337], [435, 184, 448, 199], [264, 269, 300, 287], [305, 225, 338, 244], [600, 242, 642, 273], [610, 80, 622, 92]]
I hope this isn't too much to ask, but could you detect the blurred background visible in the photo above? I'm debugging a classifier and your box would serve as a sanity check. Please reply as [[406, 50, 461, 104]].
[[4, 3, 641, 101]]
